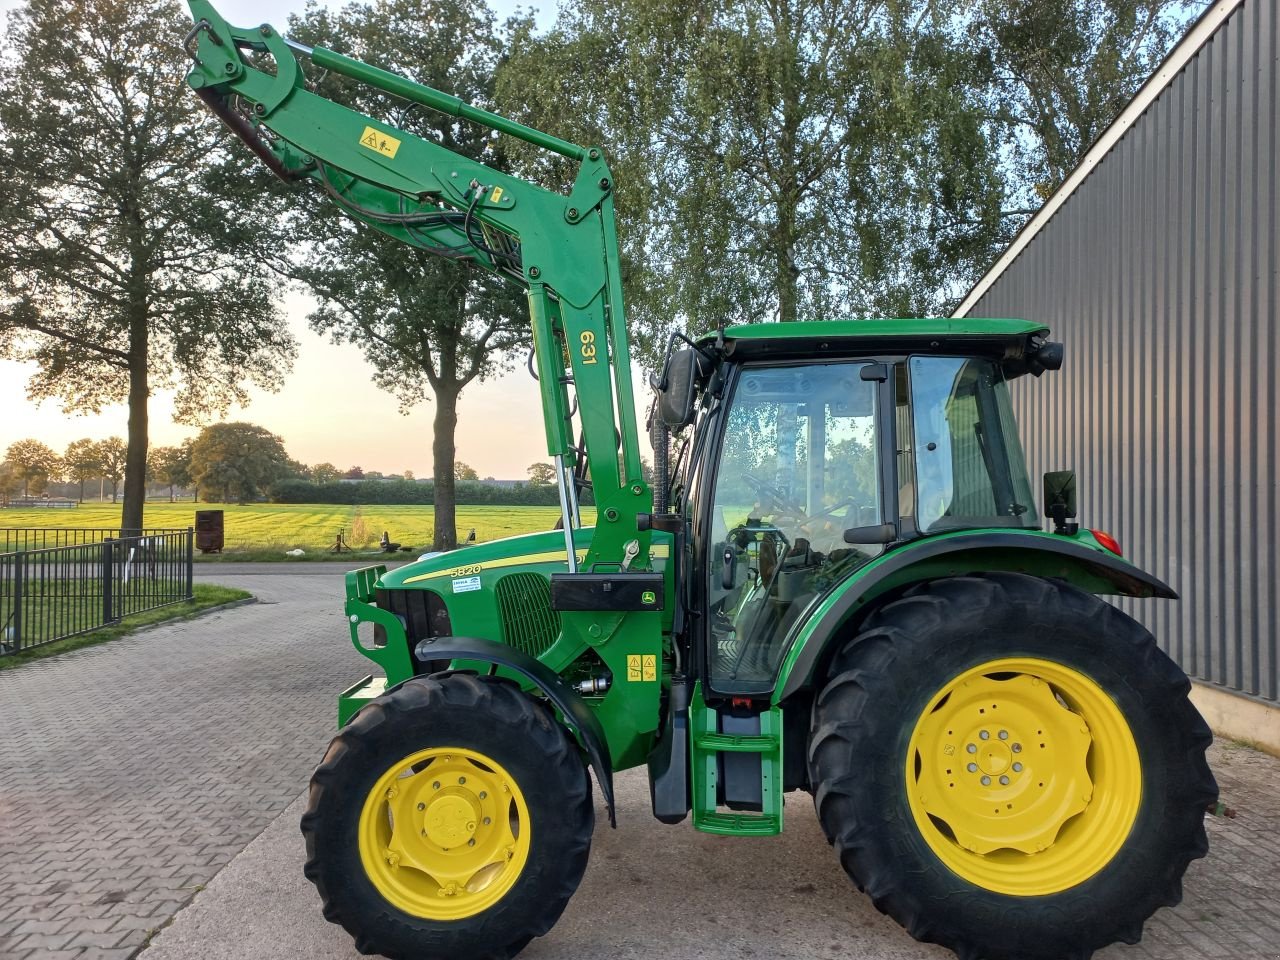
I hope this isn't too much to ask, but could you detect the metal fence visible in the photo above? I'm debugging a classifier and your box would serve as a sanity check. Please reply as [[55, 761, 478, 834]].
[[0, 527, 185, 553], [0, 529, 194, 656]]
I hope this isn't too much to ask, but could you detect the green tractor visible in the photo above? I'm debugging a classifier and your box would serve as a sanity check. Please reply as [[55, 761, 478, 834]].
[[184, 7, 1217, 959]]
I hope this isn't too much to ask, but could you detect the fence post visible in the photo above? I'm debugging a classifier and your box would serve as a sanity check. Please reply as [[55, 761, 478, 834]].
[[185, 527, 194, 600], [101, 538, 115, 624], [12, 552, 24, 652]]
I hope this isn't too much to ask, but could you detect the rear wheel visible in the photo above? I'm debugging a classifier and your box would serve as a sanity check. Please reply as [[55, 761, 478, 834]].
[[808, 573, 1216, 960], [302, 674, 593, 960]]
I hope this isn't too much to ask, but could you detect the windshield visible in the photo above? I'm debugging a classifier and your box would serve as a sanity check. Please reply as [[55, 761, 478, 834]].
[[907, 357, 1037, 532]]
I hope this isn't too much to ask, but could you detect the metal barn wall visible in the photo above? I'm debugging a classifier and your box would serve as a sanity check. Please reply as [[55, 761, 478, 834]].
[[960, 0, 1278, 702]]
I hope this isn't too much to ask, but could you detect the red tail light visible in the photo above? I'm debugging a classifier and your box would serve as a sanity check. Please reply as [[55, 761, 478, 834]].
[[1091, 529, 1123, 556]]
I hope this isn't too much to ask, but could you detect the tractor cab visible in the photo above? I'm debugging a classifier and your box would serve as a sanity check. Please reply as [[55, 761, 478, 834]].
[[653, 319, 1057, 696]]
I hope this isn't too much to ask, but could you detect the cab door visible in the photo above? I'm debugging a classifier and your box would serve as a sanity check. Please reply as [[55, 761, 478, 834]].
[[702, 361, 891, 694]]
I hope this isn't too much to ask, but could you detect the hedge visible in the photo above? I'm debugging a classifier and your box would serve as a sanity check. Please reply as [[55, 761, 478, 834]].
[[270, 478, 595, 506]]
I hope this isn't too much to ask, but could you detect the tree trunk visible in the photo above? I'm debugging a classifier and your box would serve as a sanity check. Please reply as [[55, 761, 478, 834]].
[[120, 315, 149, 536], [78, 478, 84, 503], [432, 386, 460, 551]]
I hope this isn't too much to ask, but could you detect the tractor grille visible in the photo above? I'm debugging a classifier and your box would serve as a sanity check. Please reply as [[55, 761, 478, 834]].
[[495, 573, 560, 658], [375, 587, 452, 648]]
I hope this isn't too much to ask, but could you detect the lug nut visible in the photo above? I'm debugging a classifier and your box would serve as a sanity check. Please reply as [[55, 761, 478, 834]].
[[967, 763, 978, 772], [417, 802, 425, 811], [998, 730, 1009, 740], [458, 776, 466, 785], [981, 775, 992, 786], [483, 817, 492, 825], [999, 775, 1010, 785], [1012, 743, 1022, 753], [967, 744, 977, 754], [1013, 762, 1023, 772], [479, 791, 487, 800], [979, 730, 990, 740], [432, 781, 441, 790]]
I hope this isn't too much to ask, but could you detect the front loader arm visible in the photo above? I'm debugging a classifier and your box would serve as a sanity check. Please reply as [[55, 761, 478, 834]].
[[184, 2, 652, 576]]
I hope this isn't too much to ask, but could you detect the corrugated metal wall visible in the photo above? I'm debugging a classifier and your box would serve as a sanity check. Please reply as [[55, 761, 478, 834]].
[[960, 0, 1278, 702]]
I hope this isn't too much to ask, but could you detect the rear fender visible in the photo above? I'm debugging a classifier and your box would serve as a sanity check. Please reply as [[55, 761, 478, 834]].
[[413, 635, 617, 827], [773, 531, 1176, 705]]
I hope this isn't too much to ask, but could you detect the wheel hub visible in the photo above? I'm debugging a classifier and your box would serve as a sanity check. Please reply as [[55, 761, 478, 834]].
[[424, 794, 478, 849], [358, 747, 531, 920], [906, 657, 1141, 896]]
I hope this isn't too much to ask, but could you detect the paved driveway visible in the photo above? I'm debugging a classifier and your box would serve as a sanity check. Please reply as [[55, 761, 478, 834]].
[[0, 564, 1276, 960], [0, 567, 367, 960]]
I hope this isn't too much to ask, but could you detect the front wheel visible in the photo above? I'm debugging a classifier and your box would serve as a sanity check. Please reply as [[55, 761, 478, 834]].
[[808, 573, 1216, 960], [301, 674, 594, 960]]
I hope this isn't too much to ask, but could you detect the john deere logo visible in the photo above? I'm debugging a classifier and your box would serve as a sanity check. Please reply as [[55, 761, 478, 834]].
[[641, 590, 656, 605]]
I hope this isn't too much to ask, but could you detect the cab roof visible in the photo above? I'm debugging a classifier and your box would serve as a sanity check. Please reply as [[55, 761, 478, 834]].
[[701, 317, 1051, 363]]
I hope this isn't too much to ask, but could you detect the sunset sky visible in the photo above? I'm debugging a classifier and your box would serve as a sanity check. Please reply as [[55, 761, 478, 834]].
[[0, 0, 626, 481]]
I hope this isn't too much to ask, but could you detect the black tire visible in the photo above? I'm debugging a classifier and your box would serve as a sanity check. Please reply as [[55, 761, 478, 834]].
[[808, 572, 1217, 960], [301, 674, 594, 960]]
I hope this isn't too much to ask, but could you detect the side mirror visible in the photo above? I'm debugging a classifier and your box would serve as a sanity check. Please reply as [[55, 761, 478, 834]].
[[1043, 470, 1079, 535], [657, 347, 710, 429]]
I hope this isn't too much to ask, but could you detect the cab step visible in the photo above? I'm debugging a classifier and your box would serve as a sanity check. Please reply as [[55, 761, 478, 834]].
[[689, 682, 783, 836]]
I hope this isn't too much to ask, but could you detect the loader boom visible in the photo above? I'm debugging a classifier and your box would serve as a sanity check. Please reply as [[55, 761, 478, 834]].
[[183, 2, 653, 582]]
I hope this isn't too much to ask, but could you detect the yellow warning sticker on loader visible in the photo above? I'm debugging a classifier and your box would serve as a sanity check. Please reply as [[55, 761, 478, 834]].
[[642, 655, 657, 682], [627, 655, 642, 682], [359, 126, 401, 159]]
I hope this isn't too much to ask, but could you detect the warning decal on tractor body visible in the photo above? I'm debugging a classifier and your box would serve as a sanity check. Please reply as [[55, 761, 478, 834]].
[[626, 655, 658, 682], [359, 126, 401, 159]]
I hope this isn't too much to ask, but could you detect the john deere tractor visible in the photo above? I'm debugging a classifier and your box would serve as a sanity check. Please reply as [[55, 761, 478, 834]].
[[184, 7, 1217, 959]]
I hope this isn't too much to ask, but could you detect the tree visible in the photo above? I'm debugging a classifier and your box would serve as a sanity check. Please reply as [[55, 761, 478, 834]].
[[344, 466, 365, 480], [150, 443, 192, 502], [63, 438, 101, 503], [188, 422, 292, 504], [974, 0, 1199, 207], [402, 469, 415, 481], [4, 439, 59, 498], [454, 462, 480, 482], [94, 437, 128, 503], [0, 0, 296, 535], [526, 461, 557, 485], [0, 461, 21, 504], [498, 0, 1009, 354], [285, 0, 529, 551], [312, 462, 341, 484]]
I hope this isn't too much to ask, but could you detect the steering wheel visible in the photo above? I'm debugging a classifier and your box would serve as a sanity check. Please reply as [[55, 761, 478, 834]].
[[742, 473, 802, 514]]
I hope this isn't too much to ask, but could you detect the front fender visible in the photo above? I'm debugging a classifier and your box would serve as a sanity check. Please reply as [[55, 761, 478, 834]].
[[413, 635, 617, 827], [773, 530, 1175, 704]]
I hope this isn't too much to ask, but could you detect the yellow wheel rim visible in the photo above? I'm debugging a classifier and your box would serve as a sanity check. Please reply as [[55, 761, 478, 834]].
[[358, 746, 532, 921], [905, 657, 1141, 896]]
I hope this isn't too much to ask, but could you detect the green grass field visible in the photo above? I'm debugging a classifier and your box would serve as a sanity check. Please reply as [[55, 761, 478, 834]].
[[1, 502, 595, 556]]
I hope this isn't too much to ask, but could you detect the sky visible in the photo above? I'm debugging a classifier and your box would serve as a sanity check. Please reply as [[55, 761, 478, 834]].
[[0, 0, 598, 481]]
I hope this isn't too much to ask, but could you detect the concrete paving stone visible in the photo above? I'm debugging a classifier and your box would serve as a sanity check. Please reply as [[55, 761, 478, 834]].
[[0, 569, 367, 960], [143, 742, 1279, 960], [64, 931, 127, 951], [14, 931, 78, 951]]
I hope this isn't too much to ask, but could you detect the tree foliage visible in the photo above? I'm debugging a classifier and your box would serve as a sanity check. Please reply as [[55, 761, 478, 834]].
[[149, 443, 193, 501], [188, 422, 293, 504], [975, 0, 1200, 205], [4, 439, 59, 498], [311, 462, 342, 484], [498, 0, 1009, 358], [0, 0, 295, 533], [63, 438, 102, 502], [94, 437, 128, 503], [283, 0, 528, 551], [454, 461, 481, 481], [526, 461, 556, 485]]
